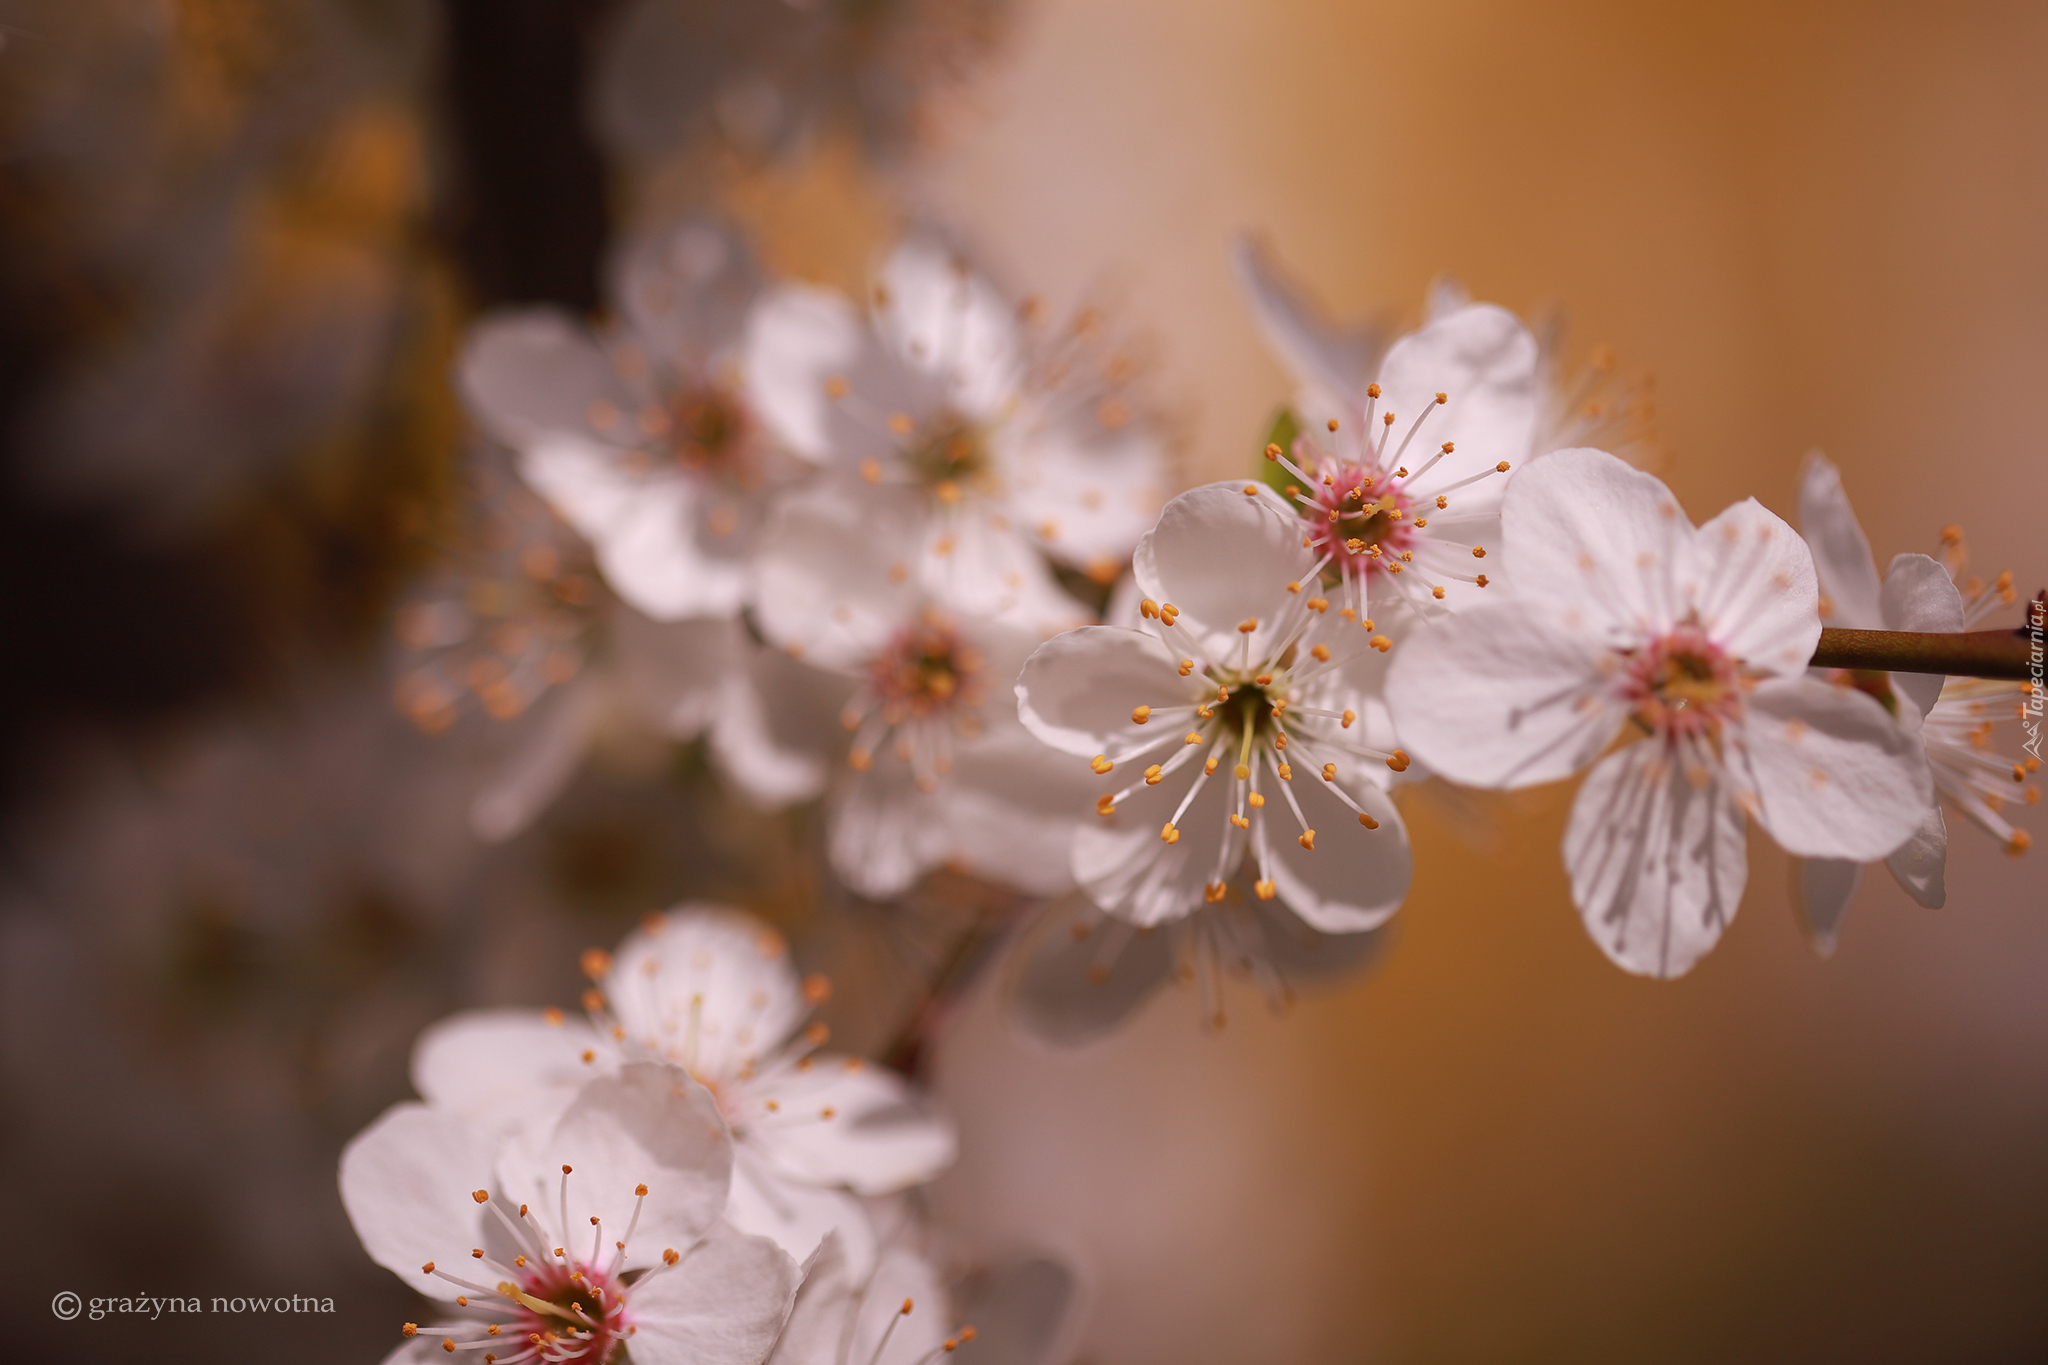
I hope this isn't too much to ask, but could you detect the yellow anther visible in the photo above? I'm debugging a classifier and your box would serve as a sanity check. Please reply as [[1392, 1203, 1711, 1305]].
[[1370, 635, 1392, 652], [1160, 823, 1180, 844], [1090, 754, 1114, 774], [1286, 580, 1301, 594], [1139, 598, 1159, 619], [824, 375, 850, 399], [1243, 484, 1259, 496], [1386, 749, 1411, 773], [1185, 731, 1203, 745], [1254, 879, 1277, 900], [1306, 597, 1329, 613], [1311, 643, 1330, 662], [1322, 763, 1337, 781], [1383, 411, 1396, 426], [1178, 658, 1195, 676], [1277, 763, 1292, 780], [1298, 830, 1316, 850], [1472, 545, 1487, 558], [1204, 754, 1220, 775], [1476, 574, 1490, 587], [1327, 417, 1340, 432], [1238, 618, 1258, 634], [1254, 672, 1272, 686], [1359, 811, 1380, 829], [1442, 441, 1455, 453], [1096, 794, 1116, 816], [1144, 764, 1164, 786], [1265, 442, 1282, 459], [1230, 813, 1249, 828], [1432, 585, 1446, 599], [1496, 461, 1511, 472], [1249, 792, 1266, 808], [1131, 705, 1152, 724], [1436, 495, 1448, 508]]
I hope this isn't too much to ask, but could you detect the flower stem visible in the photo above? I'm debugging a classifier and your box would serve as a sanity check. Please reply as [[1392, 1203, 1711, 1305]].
[[1810, 624, 2040, 680]]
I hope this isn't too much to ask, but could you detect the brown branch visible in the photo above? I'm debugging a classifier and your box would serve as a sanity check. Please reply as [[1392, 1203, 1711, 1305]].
[[1810, 626, 2040, 680]]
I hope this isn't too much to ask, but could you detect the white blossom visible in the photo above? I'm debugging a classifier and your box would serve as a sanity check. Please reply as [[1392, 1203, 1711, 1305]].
[[339, 1062, 800, 1365], [409, 907, 956, 1280], [460, 219, 797, 622], [1017, 482, 1413, 942], [1386, 447, 1933, 978], [1791, 454, 2037, 950], [745, 235, 1166, 632], [748, 487, 1096, 898]]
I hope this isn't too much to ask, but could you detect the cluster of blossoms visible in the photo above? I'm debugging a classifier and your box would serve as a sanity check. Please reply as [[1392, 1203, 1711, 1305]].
[[344, 906, 976, 1365], [360, 207, 2035, 1353]]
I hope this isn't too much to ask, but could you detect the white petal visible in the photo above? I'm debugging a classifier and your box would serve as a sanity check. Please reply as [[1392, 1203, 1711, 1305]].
[[459, 310, 642, 448], [1792, 858, 1863, 958], [468, 674, 602, 843], [1733, 678, 1934, 860], [709, 647, 846, 807], [1236, 893, 1391, 985], [826, 768, 941, 900], [613, 218, 760, 370], [1008, 894, 1176, 1047], [410, 1009, 602, 1133], [915, 511, 1092, 636], [628, 1221, 802, 1365], [1262, 777, 1411, 933], [874, 236, 1024, 418], [1383, 604, 1622, 788], [754, 488, 922, 669], [1879, 553, 1966, 718], [764, 1232, 855, 1365], [744, 283, 910, 464], [1795, 452, 1884, 629], [932, 725, 1093, 895], [498, 1062, 732, 1272], [337, 1102, 499, 1300], [989, 417, 1165, 570], [725, 1155, 878, 1283], [1500, 447, 1694, 642], [848, 1248, 951, 1365], [1230, 234, 1385, 422], [518, 442, 751, 620], [605, 907, 807, 1078], [745, 1060, 956, 1194], [1884, 803, 1948, 908], [1071, 755, 1231, 927], [1563, 739, 1749, 979], [1015, 625, 1192, 758], [1131, 482, 1314, 661], [1376, 302, 1540, 474], [1690, 497, 1820, 679]]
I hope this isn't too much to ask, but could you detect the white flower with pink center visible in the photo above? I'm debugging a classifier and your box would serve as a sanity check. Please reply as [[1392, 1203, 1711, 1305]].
[[1386, 447, 1934, 978], [1017, 482, 1414, 936], [744, 235, 1167, 633], [1790, 454, 2037, 950], [340, 1061, 800, 1365], [406, 907, 957, 1284], [748, 487, 1097, 898], [460, 218, 799, 622]]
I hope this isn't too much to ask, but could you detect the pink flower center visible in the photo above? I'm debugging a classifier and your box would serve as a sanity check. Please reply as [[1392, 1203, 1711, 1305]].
[[1300, 461, 1418, 577], [1623, 627, 1741, 738], [867, 618, 985, 722], [499, 1258, 630, 1364]]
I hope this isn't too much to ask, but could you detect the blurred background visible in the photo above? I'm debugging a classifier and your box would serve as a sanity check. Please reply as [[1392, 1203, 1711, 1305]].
[[2, 2, 2043, 1363]]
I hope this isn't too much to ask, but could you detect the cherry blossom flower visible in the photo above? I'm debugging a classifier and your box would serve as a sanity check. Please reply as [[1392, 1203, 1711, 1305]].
[[749, 487, 1097, 898], [1791, 455, 2038, 950], [744, 235, 1166, 632], [1016, 482, 1414, 942], [460, 218, 798, 622], [1385, 447, 1934, 978], [340, 1061, 800, 1365], [409, 907, 957, 1281], [768, 1233, 960, 1365]]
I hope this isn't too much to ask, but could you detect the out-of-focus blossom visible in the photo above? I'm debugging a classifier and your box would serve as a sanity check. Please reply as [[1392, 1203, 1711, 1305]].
[[1017, 483, 1413, 943], [1387, 448, 1932, 978], [593, 0, 1009, 167], [1791, 455, 2037, 950], [1009, 890, 1386, 1040], [751, 489, 1095, 898], [746, 235, 1165, 633], [410, 907, 956, 1279], [460, 219, 795, 623], [391, 451, 793, 843], [340, 1061, 800, 1365]]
